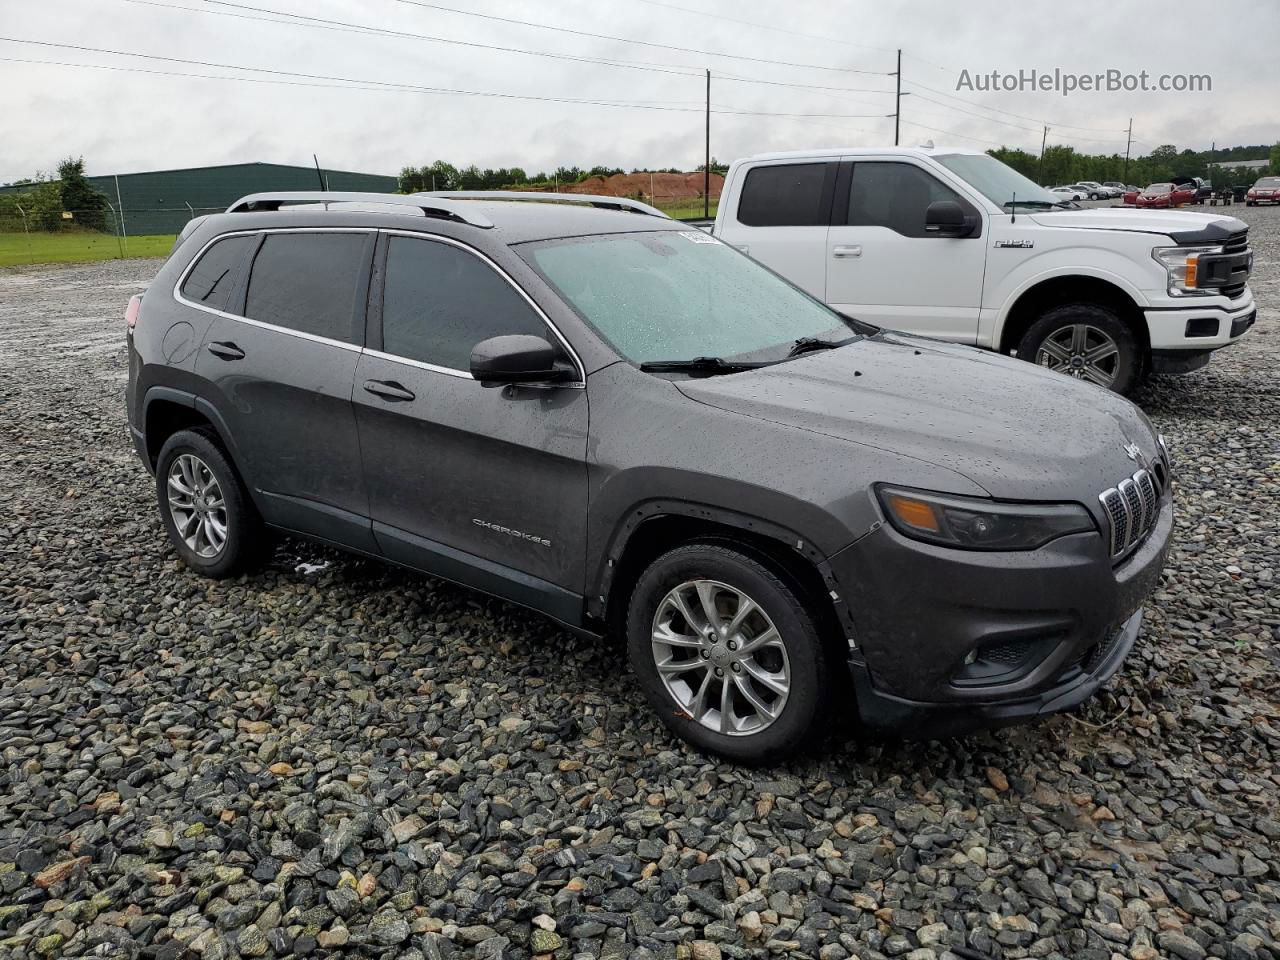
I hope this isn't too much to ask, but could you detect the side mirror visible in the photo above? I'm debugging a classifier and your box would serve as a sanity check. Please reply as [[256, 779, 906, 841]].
[[924, 200, 977, 238], [470, 334, 575, 388]]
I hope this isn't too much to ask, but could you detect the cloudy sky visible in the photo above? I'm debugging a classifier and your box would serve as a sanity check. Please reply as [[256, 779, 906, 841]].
[[2, 0, 1277, 182]]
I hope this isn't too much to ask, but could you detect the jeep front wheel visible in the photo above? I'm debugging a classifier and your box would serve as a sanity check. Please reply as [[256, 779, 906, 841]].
[[1016, 303, 1140, 394], [626, 544, 831, 765]]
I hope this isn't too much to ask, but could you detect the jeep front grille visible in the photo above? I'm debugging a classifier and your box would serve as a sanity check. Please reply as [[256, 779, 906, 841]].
[[1099, 468, 1164, 559]]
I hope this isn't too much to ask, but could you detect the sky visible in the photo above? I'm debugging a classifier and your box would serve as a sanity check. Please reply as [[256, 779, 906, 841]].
[[2, 0, 1278, 183]]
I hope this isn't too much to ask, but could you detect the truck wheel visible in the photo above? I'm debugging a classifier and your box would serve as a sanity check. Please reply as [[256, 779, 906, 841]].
[[1016, 304, 1140, 394], [156, 428, 269, 578], [626, 543, 832, 766]]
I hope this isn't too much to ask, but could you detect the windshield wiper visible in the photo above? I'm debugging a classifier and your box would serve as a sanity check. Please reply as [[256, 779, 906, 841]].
[[639, 356, 774, 375], [787, 334, 861, 357], [1003, 199, 1061, 209]]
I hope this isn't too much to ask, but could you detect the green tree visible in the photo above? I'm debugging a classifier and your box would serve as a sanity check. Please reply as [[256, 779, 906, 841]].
[[57, 156, 108, 231]]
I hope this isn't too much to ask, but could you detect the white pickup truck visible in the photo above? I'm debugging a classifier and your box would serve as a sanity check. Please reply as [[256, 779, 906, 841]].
[[711, 146, 1256, 393]]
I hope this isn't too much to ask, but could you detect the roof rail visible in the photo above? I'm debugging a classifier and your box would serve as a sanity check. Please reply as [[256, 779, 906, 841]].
[[414, 190, 672, 219], [224, 192, 494, 228]]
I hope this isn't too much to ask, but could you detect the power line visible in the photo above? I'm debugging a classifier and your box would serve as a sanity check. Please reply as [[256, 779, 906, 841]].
[[632, 0, 898, 54], [897, 119, 1007, 148], [0, 43, 889, 120], [903, 79, 1130, 134], [392, 0, 892, 75], [125, 0, 897, 97]]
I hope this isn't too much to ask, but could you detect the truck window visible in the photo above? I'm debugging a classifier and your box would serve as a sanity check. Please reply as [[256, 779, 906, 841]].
[[737, 163, 834, 227], [847, 162, 970, 238]]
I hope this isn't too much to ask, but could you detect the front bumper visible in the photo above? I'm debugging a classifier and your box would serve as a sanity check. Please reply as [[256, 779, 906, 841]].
[[829, 497, 1172, 738], [1144, 288, 1256, 352]]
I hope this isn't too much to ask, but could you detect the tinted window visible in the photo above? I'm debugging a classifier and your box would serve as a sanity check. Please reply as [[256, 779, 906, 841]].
[[244, 233, 369, 343], [180, 235, 254, 312], [382, 236, 549, 370], [848, 162, 969, 238], [737, 163, 832, 227]]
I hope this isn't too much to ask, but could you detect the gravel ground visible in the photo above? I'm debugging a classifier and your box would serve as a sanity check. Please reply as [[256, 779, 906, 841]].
[[1, 207, 1278, 960]]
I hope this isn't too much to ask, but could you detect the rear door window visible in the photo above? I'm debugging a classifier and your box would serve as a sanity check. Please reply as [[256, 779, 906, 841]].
[[244, 232, 371, 344], [736, 162, 835, 227], [180, 234, 255, 313], [380, 236, 550, 371]]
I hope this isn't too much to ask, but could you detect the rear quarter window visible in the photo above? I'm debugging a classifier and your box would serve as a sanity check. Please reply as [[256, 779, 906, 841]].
[[179, 234, 255, 313], [736, 162, 834, 227]]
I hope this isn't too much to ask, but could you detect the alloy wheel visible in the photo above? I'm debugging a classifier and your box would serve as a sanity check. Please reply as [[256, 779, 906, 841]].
[[650, 579, 790, 736], [166, 453, 228, 558], [1035, 323, 1120, 388]]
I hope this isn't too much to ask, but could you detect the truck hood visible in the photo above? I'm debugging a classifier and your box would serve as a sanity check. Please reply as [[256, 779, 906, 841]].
[[1027, 207, 1246, 242], [675, 334, 1159, 503]]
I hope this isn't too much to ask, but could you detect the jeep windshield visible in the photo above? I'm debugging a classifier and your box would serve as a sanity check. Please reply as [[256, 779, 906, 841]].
[[933, 153, 1065, 209], [520, 231, 863, 368]]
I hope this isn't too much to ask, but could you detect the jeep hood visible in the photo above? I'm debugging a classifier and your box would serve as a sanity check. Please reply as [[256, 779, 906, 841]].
[[675, 335, 1159, 503], [1027, 207, 1245, 242]]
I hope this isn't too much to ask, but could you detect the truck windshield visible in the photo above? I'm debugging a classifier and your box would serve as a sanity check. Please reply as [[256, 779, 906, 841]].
[[934, 153, 1062, 208], [520, 231, 856, 366]]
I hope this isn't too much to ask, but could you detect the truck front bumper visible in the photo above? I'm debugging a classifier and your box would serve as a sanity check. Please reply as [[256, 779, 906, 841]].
[[1144, 288, 1256, 353]]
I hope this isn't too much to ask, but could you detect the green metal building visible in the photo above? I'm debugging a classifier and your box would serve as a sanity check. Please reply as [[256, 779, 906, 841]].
[[4, 161, 398, 236]]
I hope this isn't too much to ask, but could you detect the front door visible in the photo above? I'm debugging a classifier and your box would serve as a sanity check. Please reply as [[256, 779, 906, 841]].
[[353, 232, 589, 622], [193, 229, 377, 550], [825, 159, 987, 341]]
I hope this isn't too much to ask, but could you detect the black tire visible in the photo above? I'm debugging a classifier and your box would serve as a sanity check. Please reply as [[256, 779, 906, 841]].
[[155, 428, 268, 578], [625, 543, 832, 765], [1016, 302, 1141, 395]]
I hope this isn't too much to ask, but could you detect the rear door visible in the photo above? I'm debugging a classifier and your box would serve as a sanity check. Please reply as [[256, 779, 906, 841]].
[[714, 160, 836, 299], [352, 231, 589, 621], [192, 229, 377, 550], [825, 158, 986, 341]]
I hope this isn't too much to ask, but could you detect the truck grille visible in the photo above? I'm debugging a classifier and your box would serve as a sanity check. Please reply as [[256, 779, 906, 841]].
[[1099, 465, 1167, 560], [1223, 229, 1248, 254]]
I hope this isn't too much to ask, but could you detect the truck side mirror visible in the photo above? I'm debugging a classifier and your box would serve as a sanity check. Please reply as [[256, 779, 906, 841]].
[[924, 200, 977, 238]]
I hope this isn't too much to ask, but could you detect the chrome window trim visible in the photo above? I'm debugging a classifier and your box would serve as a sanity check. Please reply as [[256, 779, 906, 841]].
[[377, 228, 586, 389], [172, 227, 374, 353]]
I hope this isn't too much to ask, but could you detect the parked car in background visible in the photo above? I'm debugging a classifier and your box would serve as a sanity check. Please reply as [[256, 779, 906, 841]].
[[1121, 187, 1141, 205], [713, 146, 1256, 394], [1194, 179, 1213, 203], [1246, 176, 1280, 205], [1075, 181, 1109, 200], [125, 189, 1176, 762], [1050, 185, 1086, 201], [1136, 181, 1198, 208], [1103, 181, 1127, 195]]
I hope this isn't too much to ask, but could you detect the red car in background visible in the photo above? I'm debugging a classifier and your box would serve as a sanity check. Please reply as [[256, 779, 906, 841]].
[[1136, 180, 1197, 208], [1246, 176, 1280, 205]]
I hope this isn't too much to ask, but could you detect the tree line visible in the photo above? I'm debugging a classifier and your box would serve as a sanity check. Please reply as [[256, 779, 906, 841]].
[[990, 142, 1280, 189], [397, 159, 728, 193], [0, 158, 109, 232]]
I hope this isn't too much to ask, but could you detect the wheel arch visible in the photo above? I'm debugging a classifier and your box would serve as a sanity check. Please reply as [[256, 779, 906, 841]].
[[592, 502, 856, 648], [997, 274, 1150, 358], [143, 387, 252, 487]]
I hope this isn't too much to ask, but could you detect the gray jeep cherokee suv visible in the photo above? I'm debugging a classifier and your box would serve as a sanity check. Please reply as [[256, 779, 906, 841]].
[[126, 190, 1173, 764]]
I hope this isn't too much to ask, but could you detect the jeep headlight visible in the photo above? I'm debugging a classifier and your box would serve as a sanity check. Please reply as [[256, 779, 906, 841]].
[[877, 486, 1096, 551], [1153, 245, 1222, 297]]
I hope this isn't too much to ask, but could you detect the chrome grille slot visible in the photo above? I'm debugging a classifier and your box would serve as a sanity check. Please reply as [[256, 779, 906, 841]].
[[1099, 464, 1167, 561]]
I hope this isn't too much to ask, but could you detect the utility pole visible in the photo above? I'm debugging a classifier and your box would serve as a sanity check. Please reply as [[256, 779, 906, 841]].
[[893, 49, 901, 146], [1123, 118, 1133, 182], [1038, 125, 1048, 183], [704, 68, 711, 218]]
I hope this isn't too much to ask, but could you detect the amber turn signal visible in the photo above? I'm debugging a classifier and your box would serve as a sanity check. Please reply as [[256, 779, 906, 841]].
[[885, 494, 942, 532]]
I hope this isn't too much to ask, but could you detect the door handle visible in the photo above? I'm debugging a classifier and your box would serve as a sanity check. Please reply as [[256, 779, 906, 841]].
[[363, 379, 416, 402], [832, 244, 863, 259], [206, 341, 245, 361]]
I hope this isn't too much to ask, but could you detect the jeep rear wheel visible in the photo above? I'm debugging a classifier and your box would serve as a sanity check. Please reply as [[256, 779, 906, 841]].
[[156, 429, 268, 578], [1017, 303, 1140, 394], [626, 543, 831, 765]]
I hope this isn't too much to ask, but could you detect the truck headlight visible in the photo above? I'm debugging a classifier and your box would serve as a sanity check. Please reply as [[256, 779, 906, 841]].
[[877, 486, 1096, 551], [1153, 245, 1222, 297]]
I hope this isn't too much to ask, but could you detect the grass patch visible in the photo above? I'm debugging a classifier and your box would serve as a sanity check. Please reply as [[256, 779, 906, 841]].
[[0, 231, 176, 267]]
